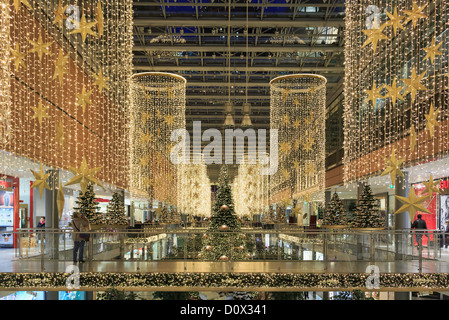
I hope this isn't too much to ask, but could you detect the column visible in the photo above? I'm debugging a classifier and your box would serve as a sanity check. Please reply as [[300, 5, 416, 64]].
[[356, 181, 366, 260], [44, 169, 59, 259]]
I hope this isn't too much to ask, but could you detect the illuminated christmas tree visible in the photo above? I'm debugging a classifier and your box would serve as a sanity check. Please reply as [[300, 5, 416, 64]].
[[73, 183, 104, 224], [105, 192, 128, 225], [323, 192, 346, 226], [350, 185, 385, 228]]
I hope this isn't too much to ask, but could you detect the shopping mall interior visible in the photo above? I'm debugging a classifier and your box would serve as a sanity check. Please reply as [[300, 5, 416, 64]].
[[0, 0, 448, 306]]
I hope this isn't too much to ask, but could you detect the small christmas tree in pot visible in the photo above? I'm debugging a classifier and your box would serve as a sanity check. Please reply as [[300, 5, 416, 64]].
[[104, 192, 128, 228], [349, 185, 385, 230], [73, 183, 105, 228], [322, 192, 347, 229]]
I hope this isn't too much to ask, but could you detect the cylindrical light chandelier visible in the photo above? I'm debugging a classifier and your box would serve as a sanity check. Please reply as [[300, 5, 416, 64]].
[[130, 72, 186, 203], [232, 154, 269, 219], [177, 155, 211, 218], [344, 0, 449, 186], [270, 74, 326, 204]]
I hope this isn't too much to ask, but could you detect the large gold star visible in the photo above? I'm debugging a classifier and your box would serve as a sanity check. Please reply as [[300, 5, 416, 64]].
[[30, 164, 51, 198], [163, 114, 175, 127], [96, 2, 104, 38], [279, 141, 291, 155], [282, 114, 290, 126], [410, 126, 417, 151], [385, 7, 404, 36], [292, 119, 301, 129], [380, 148, 405, 186], [394, 186, 431, 222], [13, 0, 32, 12], [302, 136, 315, 152], [401, 68, 426, 102], [93, 69, 109, 93], [424, 103, 439, 137], [55, 121, 65, 145], [364, 81, 383, 106], [9, 43, 27, 72], [28, 35, 53, 61], [53, 1, 67, 28], [293, 160, 300, 171], [69, 13, 98, 42], [76, 85, 93, 113], [404, 2, 427, 28], [383, 78, 404, 107], [423, 37, 442, 64], [139, 154, 150, 167], [422, 174, 442, 195], [31, 101, 50, 125], [362, 27, 388, 51], [65, 156, 103, 193], [53, 49, 69, 85], [141, 132, 154, 144]]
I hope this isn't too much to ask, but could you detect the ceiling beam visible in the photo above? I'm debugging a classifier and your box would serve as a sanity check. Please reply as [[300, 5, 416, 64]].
[[133, 44, 344, 53], [133, 18, 345, 28], [185, 81, 338, 87], [133, 1, 346, 8], [133, 65, 344, 73]]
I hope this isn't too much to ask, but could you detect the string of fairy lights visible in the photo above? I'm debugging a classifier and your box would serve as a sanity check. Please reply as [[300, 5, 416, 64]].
[[1, 0, 133, 195], [0, 0, 11, 144], [270, 74, 327, 206], [129, 72, 186, 205], [344, 0, 449, 189]]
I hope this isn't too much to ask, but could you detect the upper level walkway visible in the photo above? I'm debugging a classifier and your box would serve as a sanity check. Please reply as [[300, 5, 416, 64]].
[[1, 226, 448, 292]]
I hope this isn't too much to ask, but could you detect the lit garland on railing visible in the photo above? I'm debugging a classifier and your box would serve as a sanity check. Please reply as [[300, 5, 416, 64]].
[[1, 272, 449, 291], [344, 0, 449, 186], [129, 72, 186, 202], [232, 155, 270, 219], [270, 74, 326, 204]]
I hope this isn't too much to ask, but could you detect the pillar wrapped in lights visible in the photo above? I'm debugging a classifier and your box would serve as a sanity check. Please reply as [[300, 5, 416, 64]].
[[270, 74, 326, 204], [177, 157, 211, 217], [0, 0, 11, 142], [0, 0, 133, 193], [232, 155, 269, 219], [130, 72, 186, 203], [344, 0, 449, 185]]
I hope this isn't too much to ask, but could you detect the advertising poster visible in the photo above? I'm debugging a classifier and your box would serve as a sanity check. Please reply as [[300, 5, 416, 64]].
[[412, 183, 437, 246], [439, 195, 449, 230]]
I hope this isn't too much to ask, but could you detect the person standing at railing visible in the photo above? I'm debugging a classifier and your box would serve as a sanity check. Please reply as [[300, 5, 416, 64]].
[[411, 214, 427, 248], [36, 217, 45, 243], [70, 212, 90, 263]]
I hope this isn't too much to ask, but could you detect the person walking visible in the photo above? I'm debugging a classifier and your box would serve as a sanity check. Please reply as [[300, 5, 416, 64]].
[[411, 214, 427, 247], [70, 213, 90, 263]]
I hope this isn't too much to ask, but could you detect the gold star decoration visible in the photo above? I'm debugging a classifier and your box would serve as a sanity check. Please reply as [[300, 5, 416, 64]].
[[302, 136, 315, 152], [31, 101, 50, 125], [293, 99, 301, 107], [96, 2, 104, 38], [65, 156, 104, 193], [76, 85, 93, 113], [410, 126, 417, 151], [53, 1, 67, 28], [404, 1, 427, 28], [424, 103, 439, 138], [362, 27, 388, 51], [141, 112, 152, 124], [401, 68, 426, 102], [281, 88, 291, 102], [141, 132, 153, 144], [293, 160, 300, 171], [9, 43, 27, 72], [30, 164, 51, 198], [304, 113, 314, 126], [139, 154, 150, 167], [28, 35, 53, 61], [93, 69, 109, 93], [292, 119, 301, 129], [394, 186, 431, 222], [383, 77, 404, 107], [282, 114, 290, 126], [281, 168, 290, 180], [423, 37, 443, 64], [163, 114, 175, 127], [69, 13, 98, 42], [384, 7, 404, 36], [53, 49, 69, 85], [364, 81, 383, 105], [55, 121, 65, 145], [57, 182, 65, 219], [142, 176, 154, 188], [304, 162, 317, 177], [279, 141, 291, 155], [13, 0, 32, 12], [380, 148, 404, 186], [422, 174, 442, 195]]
